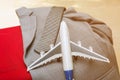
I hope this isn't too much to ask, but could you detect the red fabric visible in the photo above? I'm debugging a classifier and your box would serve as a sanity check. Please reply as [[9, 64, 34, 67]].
[[0, 26, 32, 80]]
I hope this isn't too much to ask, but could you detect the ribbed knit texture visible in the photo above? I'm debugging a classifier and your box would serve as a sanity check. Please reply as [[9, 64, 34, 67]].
[[34, 7, 65, 53]]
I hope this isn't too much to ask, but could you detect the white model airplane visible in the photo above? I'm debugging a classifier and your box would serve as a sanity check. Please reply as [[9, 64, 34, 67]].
[[27, 21, 110, 80]]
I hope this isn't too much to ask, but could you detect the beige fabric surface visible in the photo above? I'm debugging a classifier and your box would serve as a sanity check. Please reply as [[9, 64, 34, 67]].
[[16, 6, 120, 80], [34, 7, 65, 53]]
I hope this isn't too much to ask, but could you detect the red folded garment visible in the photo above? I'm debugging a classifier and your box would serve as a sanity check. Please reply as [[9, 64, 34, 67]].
[[0, 26, 32, 80]]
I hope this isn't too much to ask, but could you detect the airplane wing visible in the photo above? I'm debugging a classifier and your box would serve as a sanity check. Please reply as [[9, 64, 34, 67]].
[[27, 42, 61, 71], [27, 41, 110, 71]]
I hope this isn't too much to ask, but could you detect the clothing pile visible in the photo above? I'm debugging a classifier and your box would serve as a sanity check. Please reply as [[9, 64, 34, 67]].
[[0, 6, 120, 80]]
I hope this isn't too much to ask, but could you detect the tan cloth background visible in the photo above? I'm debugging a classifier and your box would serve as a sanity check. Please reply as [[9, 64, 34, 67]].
[[0, 0, 120, 73]]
